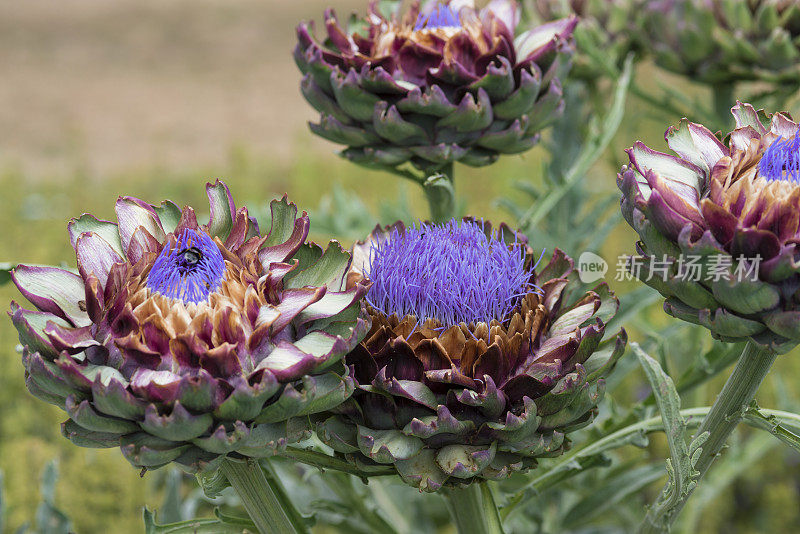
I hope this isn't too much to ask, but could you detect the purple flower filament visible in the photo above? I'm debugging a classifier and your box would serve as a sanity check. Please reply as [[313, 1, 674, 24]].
[[758, 130, 800, 183], [147, 229, 226, 304], [414, 3, 461, 31], [366, 219, 537, 328]]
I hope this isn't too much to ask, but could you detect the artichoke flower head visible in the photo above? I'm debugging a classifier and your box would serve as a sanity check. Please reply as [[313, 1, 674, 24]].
[[619, 102, 800, 353], [9, 181, 370, 472], [318, 219, 626, 490], [295, 0, 577, 174]]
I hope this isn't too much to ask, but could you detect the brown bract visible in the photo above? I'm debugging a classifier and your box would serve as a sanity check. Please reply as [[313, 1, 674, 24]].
[[372, 6, 494, 61], [352, 278, 610, 404], [704, 135, 800, 250]]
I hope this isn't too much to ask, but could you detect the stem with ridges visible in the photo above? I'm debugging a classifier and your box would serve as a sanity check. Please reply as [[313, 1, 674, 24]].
[[638, 341, 777, 533], [443, 483, 505, 534], [220, 458, 297, 534], [422, 162, 455, 223]]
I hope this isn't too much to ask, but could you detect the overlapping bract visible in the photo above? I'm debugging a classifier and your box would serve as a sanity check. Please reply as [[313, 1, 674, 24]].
[[641, 0, 800, 85], [9, 181, 370, 472], [532, 0, 645, 82], [294, 0, 576, 174], [317, 221, 626, 490], [619, 102, 800, 353]]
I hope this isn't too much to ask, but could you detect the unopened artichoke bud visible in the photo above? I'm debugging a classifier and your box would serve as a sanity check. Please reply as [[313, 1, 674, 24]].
[[9, 181, 370, 473], [641, 0, 800, 85], [618, 102, 800, 353], [295, 0, 576, 175], [532, 0, 645, 82], [315, 219, 625, 491]]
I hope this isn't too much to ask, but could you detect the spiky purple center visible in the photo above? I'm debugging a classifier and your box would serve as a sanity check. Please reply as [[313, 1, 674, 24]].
[[759, 130, 800, 183], [365, 219, 535, 327], [414, 3, 461, 31], [147, 229, 226, 304]]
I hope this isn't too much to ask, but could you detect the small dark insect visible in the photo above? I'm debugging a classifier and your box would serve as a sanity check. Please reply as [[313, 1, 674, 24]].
[[179, 247, 203, 267]]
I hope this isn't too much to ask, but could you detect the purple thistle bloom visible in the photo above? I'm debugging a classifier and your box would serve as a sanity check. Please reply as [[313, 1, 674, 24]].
[[7, 181, 372, 473], [147, 229, 226, 304], [758, 131, 800, 183], [365, 219, 537, 327], [414, 3, 461, 31], [324, 221, 626, 489]]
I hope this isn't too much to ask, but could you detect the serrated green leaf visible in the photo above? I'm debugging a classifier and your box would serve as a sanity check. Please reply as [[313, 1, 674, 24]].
[[744, 403, 800, 454], [634, 343, 705, 532], [561, 463, 665, 528]]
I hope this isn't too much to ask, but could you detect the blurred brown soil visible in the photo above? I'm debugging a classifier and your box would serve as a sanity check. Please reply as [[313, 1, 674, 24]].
[[0, 0, 364, 179]]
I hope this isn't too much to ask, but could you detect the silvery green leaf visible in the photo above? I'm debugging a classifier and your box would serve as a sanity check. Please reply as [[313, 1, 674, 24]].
[[633, 343, 707, 531], [561, 463, 665, 529], [34, 461, 72, 534]]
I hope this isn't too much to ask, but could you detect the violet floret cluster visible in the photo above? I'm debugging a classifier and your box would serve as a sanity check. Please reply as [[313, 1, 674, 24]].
[[364, 219, 536, 327], [758, 131, 800, 183], [147, 229, 226, 304], [414, 3, 461, 30]]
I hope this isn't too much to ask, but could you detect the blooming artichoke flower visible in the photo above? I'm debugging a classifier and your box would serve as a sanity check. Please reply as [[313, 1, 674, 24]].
[[294, 0, 576, 175], [641, 0, 800, 85], [532, 0, 645, 82], [316, 219, 626, 490], [618, 102, 800, 353], [9, 181, 370, 472]]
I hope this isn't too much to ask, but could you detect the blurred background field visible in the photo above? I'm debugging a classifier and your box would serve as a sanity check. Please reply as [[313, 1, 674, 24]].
[[1, 1, 799, 532]]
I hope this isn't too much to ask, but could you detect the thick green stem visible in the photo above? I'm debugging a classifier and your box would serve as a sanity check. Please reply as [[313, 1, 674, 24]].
[[712, 83, 735, 130], [639, 341, 777, 533], [220, 458, 297, 534], [443, 483, 505, 534], [690, 343, 777, 478], [422, 162, 455, 223]]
